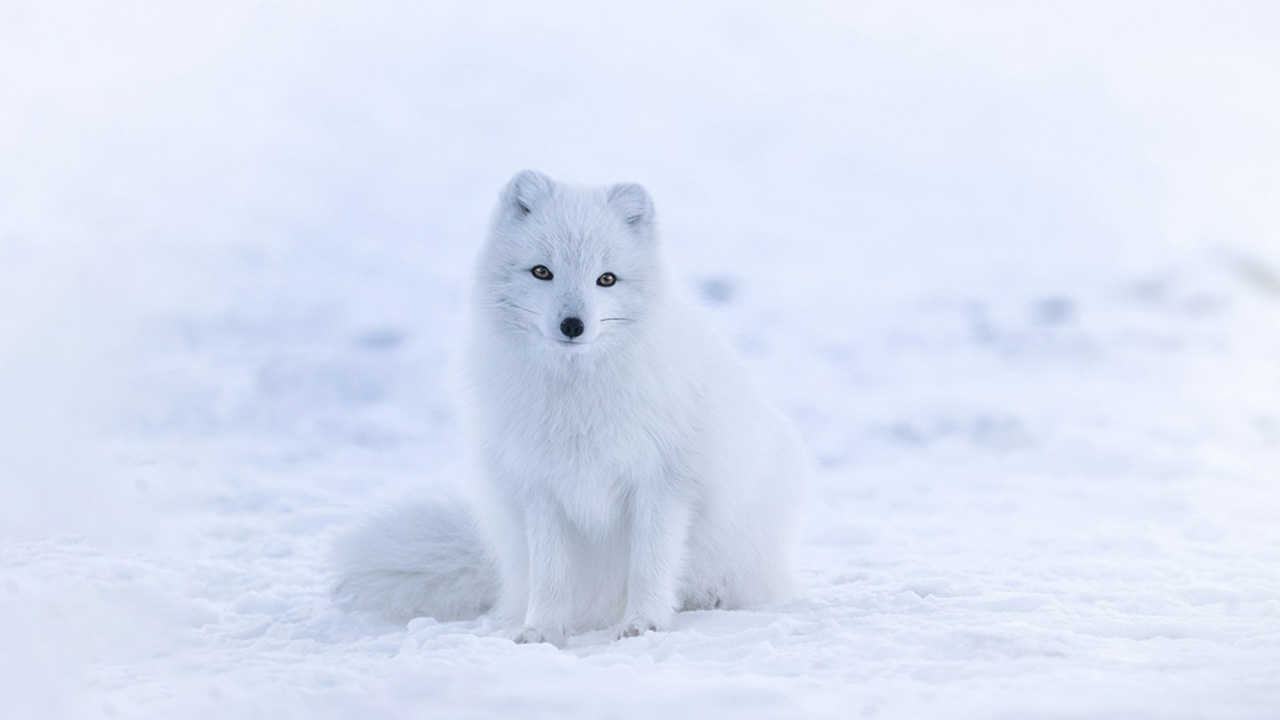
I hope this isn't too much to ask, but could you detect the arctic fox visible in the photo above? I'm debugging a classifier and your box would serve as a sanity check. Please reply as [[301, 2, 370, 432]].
[[335, 171, 807, 643]]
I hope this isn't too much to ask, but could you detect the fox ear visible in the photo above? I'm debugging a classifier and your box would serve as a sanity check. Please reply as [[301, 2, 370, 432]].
[[607, 182, 654, 233], [502, 170, 554, 218]]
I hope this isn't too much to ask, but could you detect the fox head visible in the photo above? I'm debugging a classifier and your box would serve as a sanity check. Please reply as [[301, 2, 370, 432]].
[[474, 170, 665, 356]]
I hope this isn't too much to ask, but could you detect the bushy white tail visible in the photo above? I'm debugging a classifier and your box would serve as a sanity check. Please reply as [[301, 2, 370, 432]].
[[332, 495, 499, 624]]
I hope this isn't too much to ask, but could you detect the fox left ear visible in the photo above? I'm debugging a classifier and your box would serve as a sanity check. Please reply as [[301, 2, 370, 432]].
[[502, 170, 554, 219], [607, 183, 655, 235]]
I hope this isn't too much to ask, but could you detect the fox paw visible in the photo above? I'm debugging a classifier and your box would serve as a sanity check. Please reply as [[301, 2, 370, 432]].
[[512, 626, 564, 646], [679, 590, 724, 611], [616, 618, 659, 640]]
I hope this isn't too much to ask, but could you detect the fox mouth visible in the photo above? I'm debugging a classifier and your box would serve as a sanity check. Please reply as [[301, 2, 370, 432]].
[[552, 337, 592, 350]]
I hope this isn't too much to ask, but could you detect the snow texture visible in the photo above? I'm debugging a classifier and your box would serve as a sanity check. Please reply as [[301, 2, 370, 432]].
[[3, 1, 1280, 718]]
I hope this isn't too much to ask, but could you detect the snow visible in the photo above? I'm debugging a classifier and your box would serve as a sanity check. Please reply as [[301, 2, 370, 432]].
[[4, 1, 1280, 718]]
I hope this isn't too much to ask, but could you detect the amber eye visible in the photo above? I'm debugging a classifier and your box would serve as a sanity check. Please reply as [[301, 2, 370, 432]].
[[531, 265, 553, 280], [597, 272, 616, 287]]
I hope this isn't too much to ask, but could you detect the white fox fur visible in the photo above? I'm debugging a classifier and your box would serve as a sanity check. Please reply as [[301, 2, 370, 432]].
[[334, 171, 807, 643]]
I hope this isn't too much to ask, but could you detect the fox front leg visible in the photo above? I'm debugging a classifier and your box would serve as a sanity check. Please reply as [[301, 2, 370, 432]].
[[513, 499, 574, 645], [618, 489, 693, 639]]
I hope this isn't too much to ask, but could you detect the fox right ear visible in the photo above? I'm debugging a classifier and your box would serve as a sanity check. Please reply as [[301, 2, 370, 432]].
[[501, 170, 554, 218]]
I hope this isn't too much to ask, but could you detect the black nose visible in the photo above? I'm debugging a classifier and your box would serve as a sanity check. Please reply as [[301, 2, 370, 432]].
[[560, 317, 584, 339]]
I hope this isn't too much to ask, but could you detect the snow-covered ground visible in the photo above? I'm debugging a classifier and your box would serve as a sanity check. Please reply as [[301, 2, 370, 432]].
[[3, 1, 1280, 718]]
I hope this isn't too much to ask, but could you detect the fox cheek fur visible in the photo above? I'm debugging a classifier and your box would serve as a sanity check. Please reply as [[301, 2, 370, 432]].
[[333, 170, 808, 644]]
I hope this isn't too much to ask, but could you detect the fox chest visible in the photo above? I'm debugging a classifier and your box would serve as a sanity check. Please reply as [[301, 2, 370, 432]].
[[481, 385, 681, 525]]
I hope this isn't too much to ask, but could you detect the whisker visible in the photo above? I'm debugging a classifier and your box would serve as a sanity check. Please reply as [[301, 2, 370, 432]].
[[600, 318, 632, 322], [500, 301, 539, 316]]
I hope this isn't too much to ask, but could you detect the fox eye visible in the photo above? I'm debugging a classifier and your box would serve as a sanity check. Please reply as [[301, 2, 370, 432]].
[[597, 272, 616, 287], [531, 265, 553, 280]]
